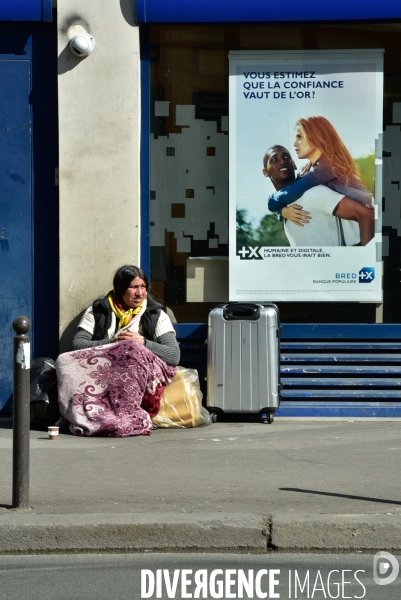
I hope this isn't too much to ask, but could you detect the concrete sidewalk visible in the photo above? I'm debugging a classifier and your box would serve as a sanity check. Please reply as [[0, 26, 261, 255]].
[[0, 419, 400, 553]]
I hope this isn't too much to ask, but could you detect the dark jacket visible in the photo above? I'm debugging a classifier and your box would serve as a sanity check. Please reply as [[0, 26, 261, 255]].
[[91, 293, 163, 342]]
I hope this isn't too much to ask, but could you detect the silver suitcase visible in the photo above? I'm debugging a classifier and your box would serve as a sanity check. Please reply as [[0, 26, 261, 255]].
[[207, 303, 281, 423]]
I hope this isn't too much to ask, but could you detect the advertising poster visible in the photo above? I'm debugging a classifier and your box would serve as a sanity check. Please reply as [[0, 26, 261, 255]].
[[229, 50, 383, 302]]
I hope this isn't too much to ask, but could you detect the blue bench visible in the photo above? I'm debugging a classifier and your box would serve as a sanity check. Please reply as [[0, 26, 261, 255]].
[[280, 324, 401, 416], [174, 323, 401, 417]]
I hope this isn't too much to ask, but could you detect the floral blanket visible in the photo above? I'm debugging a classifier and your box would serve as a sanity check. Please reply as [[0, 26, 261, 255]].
[[56, 340, 176, 437]]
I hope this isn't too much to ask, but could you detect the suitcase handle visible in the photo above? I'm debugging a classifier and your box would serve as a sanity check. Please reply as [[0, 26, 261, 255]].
[[223, 304, 260, 320]]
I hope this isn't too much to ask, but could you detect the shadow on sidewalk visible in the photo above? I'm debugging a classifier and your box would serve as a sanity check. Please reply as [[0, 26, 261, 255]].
[[280, 487, 401, 505]]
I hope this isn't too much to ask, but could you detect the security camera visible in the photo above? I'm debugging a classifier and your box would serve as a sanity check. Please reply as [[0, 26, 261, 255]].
[[69, 33, 95, 58]]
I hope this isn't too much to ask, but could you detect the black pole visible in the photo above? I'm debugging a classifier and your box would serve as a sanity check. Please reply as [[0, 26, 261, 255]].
[[12, 316, 31, 509]]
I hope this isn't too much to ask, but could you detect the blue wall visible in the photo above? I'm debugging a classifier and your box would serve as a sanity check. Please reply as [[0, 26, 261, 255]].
[[0, 23, 58, 412], [0, 0, 52, 22], [136, 0, 401, 23], [0, 37, 32, 412]]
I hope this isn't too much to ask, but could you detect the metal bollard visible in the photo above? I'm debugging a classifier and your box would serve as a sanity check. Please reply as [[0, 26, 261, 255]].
[[12, 316, 31, 509]]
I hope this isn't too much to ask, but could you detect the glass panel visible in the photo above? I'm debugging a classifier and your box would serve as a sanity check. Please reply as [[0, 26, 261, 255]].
[[149, 23, 401, 323]]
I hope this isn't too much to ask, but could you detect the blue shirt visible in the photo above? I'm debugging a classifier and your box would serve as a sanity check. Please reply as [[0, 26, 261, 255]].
[[267, 155, 373, 218]]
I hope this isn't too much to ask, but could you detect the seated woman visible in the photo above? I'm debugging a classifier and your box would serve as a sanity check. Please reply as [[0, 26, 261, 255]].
[[72, 265, 180, 366], [56, 266, 179, 437]]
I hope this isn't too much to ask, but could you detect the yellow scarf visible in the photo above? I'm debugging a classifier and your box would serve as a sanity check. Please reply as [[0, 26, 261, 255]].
[[108, 293, 144, 329]]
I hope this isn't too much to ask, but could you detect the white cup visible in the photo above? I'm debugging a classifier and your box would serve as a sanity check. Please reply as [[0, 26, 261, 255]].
[[48, 426, 59, 440]]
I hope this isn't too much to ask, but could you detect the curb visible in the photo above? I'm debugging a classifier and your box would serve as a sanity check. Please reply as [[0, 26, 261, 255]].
[[271, 515, 401, 551], [0, 513, 400, 554], [0, 513, 268, 554]]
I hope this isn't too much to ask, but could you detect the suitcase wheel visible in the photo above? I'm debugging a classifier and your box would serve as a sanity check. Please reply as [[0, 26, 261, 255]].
[[262, 413, 274, 424], [207, 407, 223, 423]]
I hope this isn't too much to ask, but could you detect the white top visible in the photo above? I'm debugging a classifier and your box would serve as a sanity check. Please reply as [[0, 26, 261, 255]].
[[78, 299, 175, 340], [284, 185, 360, 247]]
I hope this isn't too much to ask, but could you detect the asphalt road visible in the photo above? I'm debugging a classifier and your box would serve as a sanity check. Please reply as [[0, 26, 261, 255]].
[[0, 552, 400, 600]]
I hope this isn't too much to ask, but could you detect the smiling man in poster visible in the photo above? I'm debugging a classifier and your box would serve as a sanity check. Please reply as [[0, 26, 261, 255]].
[[262, 142, 375, 247], [229, 50, 383, 302]]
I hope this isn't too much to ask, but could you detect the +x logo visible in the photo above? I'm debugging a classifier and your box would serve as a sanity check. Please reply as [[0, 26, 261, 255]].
[[359, 267, 375, 283], [237, 246, 263, 260]]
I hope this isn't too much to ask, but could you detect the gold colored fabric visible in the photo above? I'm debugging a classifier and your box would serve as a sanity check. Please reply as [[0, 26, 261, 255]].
[[152, 366, 211, 428]]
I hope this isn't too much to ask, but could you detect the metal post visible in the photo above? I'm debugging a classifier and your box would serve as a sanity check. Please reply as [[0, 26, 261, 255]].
[[12, 316, 31, 509]]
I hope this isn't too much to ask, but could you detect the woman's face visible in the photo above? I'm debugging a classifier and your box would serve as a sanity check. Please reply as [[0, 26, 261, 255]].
[[294, 125, 317, 161], [121, 277, 147, 309]]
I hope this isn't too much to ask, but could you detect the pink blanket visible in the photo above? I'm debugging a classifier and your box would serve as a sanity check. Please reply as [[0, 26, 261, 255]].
[[56, 340, 176, 437]]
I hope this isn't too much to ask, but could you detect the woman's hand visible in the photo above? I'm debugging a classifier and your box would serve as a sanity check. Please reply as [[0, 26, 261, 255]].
[[282, 204, 311, 227], [115, 330, 145, 344]]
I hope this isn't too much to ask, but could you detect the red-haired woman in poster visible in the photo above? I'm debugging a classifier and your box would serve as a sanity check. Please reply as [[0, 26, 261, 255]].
[[266, 116, 375, 245]]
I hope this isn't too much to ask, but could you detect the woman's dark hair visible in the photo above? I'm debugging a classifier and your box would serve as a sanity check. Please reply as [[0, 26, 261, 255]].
[[113, 265, 149, 301]]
